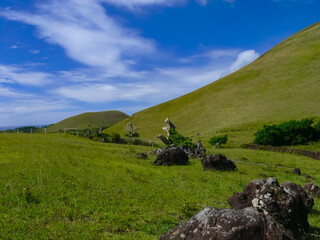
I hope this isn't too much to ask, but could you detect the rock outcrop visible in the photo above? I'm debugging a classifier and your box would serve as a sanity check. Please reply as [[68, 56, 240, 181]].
[[228, 178, 313, 236], [160, 178, 314, 240], [155, 118, 206, 159], [153, 147, 189, 166], [160, 207, 294, 240], [201, 154, 237, 171]]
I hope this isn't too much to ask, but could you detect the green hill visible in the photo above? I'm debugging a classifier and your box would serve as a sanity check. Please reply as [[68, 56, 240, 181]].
[[47, 110, 129, 132], [106, 22, 320, 146]]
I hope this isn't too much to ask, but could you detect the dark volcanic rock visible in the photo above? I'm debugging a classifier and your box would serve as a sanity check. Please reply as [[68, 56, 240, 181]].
[[228, 178, 314, 236], [304, 182, 320, 198], [153, 147, 189, 166], [303, 173, 316, 180], [136, 153, 148, 159], [292, 168, 301, 175], [161, 177, 314, 240], [201, 154, 237, 171], [194, 141, 206, 158], [160, 207, 294, 240]]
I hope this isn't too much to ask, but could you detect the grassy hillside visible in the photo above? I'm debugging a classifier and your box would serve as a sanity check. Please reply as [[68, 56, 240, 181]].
[[0, 134, 319, 239], [47, 110, 128, 132], [106, 22, 320, 147]]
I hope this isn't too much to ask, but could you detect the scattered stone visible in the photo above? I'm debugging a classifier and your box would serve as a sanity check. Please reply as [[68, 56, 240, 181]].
[[292, 168, 301, 175], [161, 177, 314, 240], [122, 151, 127, 154], [136, 153, 148, 159], [304, 183, 320, 198], [153, 147, 189, 166], [303, 173, 316, 180], [201, 154, 237, 171], [258, 173, 269, 178]]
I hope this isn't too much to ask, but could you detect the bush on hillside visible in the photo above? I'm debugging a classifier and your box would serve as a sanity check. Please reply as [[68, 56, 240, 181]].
[[125, 122, 139, 138], [254, 118, 320, 146], [167, 129, 195, 149], [209, 134, 228, 146], [314, 121, 320, 137]]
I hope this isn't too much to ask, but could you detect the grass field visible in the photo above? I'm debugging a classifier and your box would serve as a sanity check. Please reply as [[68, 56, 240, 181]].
[[47, 110, 128, 133], [0, 134, 319, 239], [106, 22, 320, 148]]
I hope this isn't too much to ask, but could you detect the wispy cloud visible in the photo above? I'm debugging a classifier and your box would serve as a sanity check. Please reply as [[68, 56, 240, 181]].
[[102, 0, 235, 8], [0, 0, 259, 126], [0, 99, 76, 126], [0, 0, 155, 76], [101, 0, 185, 8], [0, 64, 52, 86], [54, 49, 259, 104], [29, 49, 40, 54], [0, 85, 31, 98]]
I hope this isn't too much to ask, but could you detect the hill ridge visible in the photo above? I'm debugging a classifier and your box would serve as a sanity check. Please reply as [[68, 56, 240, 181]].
[[106, 22, 320, 146], [48, 110, 129, 132]]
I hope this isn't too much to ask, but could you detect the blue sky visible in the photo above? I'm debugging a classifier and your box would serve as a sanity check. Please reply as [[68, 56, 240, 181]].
[[0, 0, 319, 127]]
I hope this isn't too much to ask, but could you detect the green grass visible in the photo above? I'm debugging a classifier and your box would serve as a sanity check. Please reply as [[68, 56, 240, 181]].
[[47, 110, 128, 132], [0, 134, 319, 239], [106, 22, 320, 149]]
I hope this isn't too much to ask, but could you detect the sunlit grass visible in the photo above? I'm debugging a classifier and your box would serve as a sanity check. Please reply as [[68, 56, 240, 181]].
[[0, 134, 319, 239]]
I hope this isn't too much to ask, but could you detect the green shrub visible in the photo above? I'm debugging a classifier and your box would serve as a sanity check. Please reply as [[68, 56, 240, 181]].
[[314, 121, 320, 138], [167, 129, 195, 148], [254, 118, 319, 146], [209, 134, 228, 146]]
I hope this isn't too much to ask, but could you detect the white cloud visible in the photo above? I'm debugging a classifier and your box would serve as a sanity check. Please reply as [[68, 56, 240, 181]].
[[53, 48, 259, 104], [0, 85, 31, 98], [30, 49, 40, 54], [196, 0, 208, 5], [179, 48, 240, 63], [55, 83, 161, 103], [229, 50, 260, 72], [102, 0, 235, 8], [5, 100, 68, 115], [1, 0, 155, 76], [101, 0, 185, 8], [0, 64, 52, 86]]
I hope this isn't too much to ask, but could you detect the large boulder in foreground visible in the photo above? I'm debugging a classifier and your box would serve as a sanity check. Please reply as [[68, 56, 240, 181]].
[[160, 178, 313, 240], [228, 178, 314, 236], [160, 207, 294, 240], [154, 147, 189, 166], [201, 154, 237, 171]]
